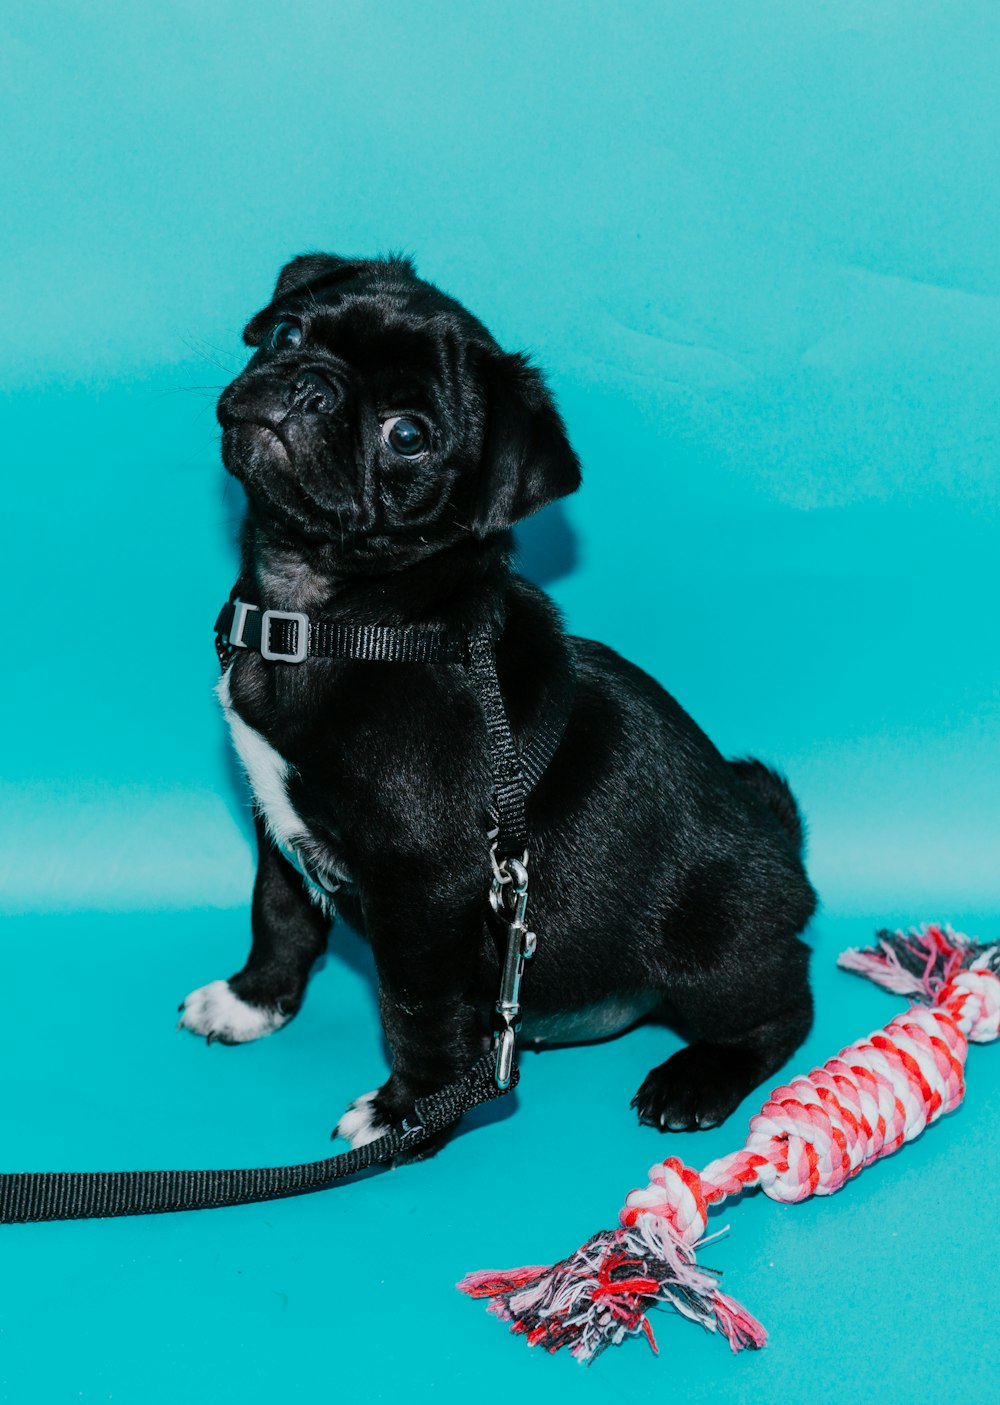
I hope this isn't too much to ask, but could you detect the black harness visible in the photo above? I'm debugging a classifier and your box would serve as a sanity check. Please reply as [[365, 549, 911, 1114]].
[[0, 593, 573, 1225], [212, 596, 572, 861]]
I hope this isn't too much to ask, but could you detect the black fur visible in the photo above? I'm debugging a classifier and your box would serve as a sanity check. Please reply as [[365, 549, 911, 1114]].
[[206, 253, 817, 1155]]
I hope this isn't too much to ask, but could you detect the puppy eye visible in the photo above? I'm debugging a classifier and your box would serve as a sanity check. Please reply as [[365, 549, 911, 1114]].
[[380, 415, 428, 458], [270, 319, 304, 351]]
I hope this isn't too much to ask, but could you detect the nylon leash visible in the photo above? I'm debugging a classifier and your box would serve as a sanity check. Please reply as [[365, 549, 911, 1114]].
[[0, 1054, 516, 1224]]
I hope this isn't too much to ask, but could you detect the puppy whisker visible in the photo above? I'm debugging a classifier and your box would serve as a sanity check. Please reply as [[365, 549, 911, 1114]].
[[181, 335, 243, 378], [150, 384, 228, 402]]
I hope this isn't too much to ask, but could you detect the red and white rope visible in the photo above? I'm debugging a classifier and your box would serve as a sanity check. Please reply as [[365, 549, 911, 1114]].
[[623, 967, 999, 1246], [461, 927, 999, 1361]]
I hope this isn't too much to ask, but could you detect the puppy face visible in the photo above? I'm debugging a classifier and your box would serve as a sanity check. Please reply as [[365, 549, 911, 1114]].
[[217, 254, 581, 565]]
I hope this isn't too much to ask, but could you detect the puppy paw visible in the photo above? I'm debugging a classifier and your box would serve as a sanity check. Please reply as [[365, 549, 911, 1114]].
[[632, 1042, 758, 1131], [332, 1087, 451, 1162], [333, 1090, 389, 1149], [177, 979, 290, 1045]]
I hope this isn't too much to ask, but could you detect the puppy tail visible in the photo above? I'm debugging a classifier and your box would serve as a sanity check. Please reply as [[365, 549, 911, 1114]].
[[728, 757, 806, 857]]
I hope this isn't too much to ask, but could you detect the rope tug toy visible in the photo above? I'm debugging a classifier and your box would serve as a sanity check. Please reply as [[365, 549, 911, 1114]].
[[459, 925, 999, 1362]]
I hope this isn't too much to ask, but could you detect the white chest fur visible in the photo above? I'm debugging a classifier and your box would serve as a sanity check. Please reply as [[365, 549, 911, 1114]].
[[217, 668, 344, 900], [217, 668, 307, 854]]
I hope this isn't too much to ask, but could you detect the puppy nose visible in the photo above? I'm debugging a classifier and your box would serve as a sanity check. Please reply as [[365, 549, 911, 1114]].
[[286, 369, 340, 416]]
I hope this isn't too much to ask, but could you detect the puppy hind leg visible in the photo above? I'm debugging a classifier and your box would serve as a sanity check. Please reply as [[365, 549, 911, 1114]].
[[633, 998, 813, 1131], [633, 948, 814, 1131], [179, 822, 331, 1045]]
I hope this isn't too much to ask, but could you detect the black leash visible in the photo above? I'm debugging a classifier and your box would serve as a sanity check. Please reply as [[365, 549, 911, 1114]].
[[0, 592, 570, 1226], [0, 1054, 514, 1224]]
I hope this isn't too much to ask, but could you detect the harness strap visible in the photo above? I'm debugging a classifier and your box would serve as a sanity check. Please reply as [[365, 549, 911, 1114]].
[[469, 626, 528, 858], [0, 1053, 514, 1224], [215, 594, 575, 861]]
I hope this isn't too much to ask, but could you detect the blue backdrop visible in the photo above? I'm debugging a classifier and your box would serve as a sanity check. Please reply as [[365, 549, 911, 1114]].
[[2, 4, 997, 1402]]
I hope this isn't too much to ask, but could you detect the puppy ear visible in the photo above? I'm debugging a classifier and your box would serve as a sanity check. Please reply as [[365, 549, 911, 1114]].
[[473, 351, 581, 535], [242, 253, 360, 346]]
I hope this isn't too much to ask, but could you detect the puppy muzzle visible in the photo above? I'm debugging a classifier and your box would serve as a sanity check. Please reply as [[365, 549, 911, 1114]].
[[217, 365, 344, 433], [217, 366, 363, 535]]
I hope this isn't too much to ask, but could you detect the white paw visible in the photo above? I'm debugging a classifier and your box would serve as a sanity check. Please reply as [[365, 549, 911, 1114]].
[[334, 1090, 386, 1149], [177, 979, 289, 1045]]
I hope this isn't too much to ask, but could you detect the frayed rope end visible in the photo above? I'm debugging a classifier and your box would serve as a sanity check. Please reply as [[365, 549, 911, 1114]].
[[713, 1290, 769, 1352], [838, 924, 998, 1002], [458, 1215, 766, 1362]]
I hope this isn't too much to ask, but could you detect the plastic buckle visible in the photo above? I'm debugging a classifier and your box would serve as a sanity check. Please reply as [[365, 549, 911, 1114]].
[[260, 609, 309, 663], [229, 600, 260, 649]]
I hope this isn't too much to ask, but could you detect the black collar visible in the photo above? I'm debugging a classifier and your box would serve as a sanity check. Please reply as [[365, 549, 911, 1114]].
[[215, 597, 469, 667]]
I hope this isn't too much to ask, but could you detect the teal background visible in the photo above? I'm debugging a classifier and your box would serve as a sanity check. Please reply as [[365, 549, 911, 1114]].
[[2, 3, 997, 1402]]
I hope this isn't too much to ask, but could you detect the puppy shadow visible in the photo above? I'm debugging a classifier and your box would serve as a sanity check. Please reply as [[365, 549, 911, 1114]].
[[513, 502, 579, 587], [456, 1082, 520, 1141]]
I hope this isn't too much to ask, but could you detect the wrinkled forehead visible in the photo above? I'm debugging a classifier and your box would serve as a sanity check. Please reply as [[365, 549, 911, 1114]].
[[281, 278, 492, 407]]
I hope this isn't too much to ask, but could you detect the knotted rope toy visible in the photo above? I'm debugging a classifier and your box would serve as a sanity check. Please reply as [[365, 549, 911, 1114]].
[[459, 925, 999, 1361]]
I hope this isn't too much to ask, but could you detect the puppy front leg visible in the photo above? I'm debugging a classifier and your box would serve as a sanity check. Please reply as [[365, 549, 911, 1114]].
[[334, 886, 490, 1160], [179, 816, 331, 1044]]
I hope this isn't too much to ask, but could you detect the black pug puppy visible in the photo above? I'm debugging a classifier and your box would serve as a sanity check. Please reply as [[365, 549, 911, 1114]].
[[179, 253, 817, 1157]]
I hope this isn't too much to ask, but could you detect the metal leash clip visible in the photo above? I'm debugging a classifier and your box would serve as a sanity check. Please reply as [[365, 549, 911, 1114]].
[[488, 850, 536, 1089]]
